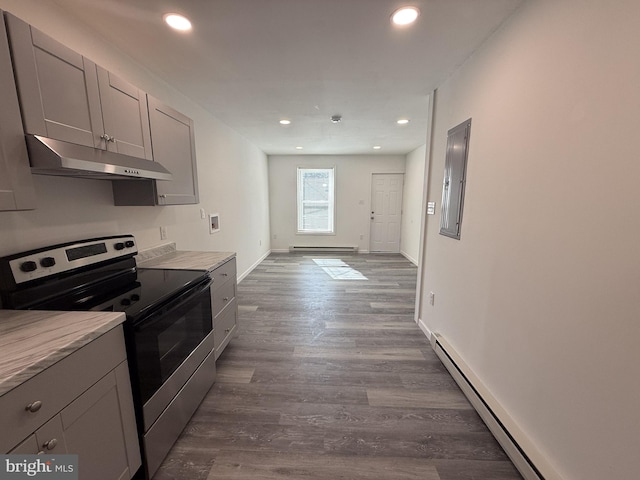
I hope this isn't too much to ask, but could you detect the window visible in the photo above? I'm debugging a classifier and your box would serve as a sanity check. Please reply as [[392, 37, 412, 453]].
[[297, 167, 335, 234], [440, 119, 471, 239]]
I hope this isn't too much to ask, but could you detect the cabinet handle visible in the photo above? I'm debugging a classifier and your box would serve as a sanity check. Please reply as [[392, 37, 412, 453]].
[[223, 297, 229, 301], [222, 273, 228, 277], [108, 135, 115, 142], [25, 401, 42, 413], [225, 328, 231, 333], [42, 438, 58, 450]]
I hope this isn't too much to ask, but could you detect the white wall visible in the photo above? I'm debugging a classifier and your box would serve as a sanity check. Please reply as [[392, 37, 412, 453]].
[[400, 145, 426, 264], [419, 1, 640, 479], [268, 155, 405, 252], [0, 0, 270, 278]]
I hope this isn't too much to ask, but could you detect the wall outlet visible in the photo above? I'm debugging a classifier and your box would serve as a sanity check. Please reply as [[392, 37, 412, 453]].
[[359, 234, 364, 240], [200, 208, 206, 219], [429, 292, 435, 306], [160, 226, 167, 240]]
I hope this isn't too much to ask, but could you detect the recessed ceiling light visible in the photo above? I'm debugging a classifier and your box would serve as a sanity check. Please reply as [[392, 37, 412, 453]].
[[163, 13, 192, 31], [391, 6, 420, 26], [330, 115, 342, 123], [295, 146, 304, 150], [373, 146, 382, 150], [279, 119, 291, 125], [397, 118, 410, 125]]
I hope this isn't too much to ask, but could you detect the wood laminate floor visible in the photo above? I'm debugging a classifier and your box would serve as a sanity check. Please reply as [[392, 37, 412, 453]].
[[152, 253, 522, 480]]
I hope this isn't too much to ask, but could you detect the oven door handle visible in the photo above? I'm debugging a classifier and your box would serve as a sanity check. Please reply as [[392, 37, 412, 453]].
[[133, 275, 212, 329]]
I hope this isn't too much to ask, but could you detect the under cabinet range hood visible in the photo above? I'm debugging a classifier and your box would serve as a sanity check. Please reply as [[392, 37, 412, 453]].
[[25, 135, 173, 181]]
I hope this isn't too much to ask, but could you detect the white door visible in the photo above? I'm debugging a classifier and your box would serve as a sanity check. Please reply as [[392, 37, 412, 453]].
[[370, 173, 404, 252]]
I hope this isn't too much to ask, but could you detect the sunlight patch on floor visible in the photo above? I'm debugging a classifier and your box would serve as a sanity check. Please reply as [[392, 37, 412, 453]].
[[312, 258, 368, 280]]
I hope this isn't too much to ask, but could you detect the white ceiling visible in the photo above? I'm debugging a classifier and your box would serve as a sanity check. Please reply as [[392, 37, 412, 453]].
[[51, 0, 523, 155]]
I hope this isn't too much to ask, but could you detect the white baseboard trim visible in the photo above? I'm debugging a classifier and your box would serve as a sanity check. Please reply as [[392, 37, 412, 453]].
[[429, 332, 560, 480], [416, 317, 432, 341], [238, 249, 271, 283], [400, 250, 418, 266]]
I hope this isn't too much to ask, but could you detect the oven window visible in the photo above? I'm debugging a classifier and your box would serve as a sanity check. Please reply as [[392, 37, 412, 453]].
[[133, 283, 212, 404]]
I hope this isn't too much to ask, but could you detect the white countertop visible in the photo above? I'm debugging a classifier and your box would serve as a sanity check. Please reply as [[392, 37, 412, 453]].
[[0, 310, 125, 396], [138, 250, 235, 272]]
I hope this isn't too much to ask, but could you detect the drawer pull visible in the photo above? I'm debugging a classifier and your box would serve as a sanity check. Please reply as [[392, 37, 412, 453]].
[[225, 328, 231, 333], [43, 438, 58, 450], [222, 273, 228, 277], [223, 297, 229, 301], [25, 401, 43, 413]]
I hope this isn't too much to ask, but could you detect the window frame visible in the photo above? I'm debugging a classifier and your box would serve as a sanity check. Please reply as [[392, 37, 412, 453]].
[[296, 166, 336, 235]]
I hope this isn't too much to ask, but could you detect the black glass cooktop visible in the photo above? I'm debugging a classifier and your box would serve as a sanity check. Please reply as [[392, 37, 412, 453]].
[[2, 261, 207, 321]]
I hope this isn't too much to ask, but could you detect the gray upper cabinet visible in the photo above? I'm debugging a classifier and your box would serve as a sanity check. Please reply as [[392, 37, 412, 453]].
[[97, 68, 152, 160], [0, 11, 36, 211], [5, 13, 152, 161], [150, 96, 199, 204], [112, 96, 199, 206]]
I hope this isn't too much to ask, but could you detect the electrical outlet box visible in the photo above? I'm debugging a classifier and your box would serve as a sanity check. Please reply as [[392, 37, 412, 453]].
[[209, 213, 220, 234], [160, 226, 167, 240], [429, 292, 435, 306]]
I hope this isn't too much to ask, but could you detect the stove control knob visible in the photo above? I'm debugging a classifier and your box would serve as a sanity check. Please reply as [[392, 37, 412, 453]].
[[120, 298, 132, 306], [125, 240, 135, 248], [130, 294, 140, 302], [114, 242, 125, 250], [40, 257, 56, 268], [20, 261, 37, 272]]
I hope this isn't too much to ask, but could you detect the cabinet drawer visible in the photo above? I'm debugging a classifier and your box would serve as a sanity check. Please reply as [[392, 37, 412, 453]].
[[214, 301, 237, 357], [211, 280, 236, 317], [210, 258, 236, 290], [0, 326, 126, 453]]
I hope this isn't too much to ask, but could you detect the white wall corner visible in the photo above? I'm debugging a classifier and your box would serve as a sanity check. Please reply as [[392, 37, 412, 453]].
[[400, 250, 418, 266], [238, 249, 271, 283], [416, 317, 432, 343]]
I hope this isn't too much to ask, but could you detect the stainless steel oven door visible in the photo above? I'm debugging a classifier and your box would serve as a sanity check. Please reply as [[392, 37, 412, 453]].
[[131, 276, 213, 430]]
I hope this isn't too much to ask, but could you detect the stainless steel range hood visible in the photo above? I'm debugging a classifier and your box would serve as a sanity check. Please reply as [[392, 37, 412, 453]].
[[25, 135, 173, 181]]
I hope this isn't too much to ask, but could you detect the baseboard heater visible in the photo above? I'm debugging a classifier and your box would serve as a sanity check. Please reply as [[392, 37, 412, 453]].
[[289, 246, 358, 253], [430, 333, 545, 480]]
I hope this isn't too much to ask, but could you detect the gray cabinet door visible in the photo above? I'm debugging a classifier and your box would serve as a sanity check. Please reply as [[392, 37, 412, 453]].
[[149, 96, 199, 205], [97, 67, 152, 160], [5, 13, 104, 149], [112, 96, 199, 205], [61, 363, 140, 480], [0, 12, 36, 211]]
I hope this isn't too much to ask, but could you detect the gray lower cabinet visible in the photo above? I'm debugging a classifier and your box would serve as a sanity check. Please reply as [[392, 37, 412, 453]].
[[5, 12, 152, 160], [1, 326, 141, 480], [211, 258, 238, 359], [0, 10, 35, 211], [112, 96, 199, 206]]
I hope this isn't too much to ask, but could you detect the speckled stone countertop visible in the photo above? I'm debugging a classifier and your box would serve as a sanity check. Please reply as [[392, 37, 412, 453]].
[[0, 310, 126, 396], [137, 247, 235, 272]]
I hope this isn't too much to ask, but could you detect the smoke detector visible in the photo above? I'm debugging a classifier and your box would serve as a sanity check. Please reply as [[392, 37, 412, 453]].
[[330, 115, 342, 123]]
